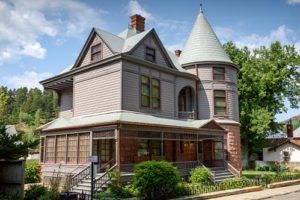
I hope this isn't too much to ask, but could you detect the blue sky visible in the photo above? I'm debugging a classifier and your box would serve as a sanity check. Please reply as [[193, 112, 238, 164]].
[[0, 0, 299, 121]]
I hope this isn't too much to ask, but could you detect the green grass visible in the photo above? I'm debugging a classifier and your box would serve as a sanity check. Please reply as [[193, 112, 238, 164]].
[[242, 170, 276, 179]]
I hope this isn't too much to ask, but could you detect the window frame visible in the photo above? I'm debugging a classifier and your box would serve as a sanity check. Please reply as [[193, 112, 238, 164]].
[[141, 75, 151, 108], [151, 78, 160, 109], [91, 43, 102, 61], [213, 67, 225, 81], [214, 90, 227, 116], [145, 46, 156, 62], [45, 136, 56, 163]]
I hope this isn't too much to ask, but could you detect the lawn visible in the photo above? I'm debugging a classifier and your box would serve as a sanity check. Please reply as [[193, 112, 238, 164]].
[[242, 170, 276, 179]]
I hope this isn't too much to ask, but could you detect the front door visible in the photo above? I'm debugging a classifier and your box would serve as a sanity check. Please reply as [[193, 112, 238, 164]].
[[203, 140, 213, 166], [183, 141, 196, 161], [98, 139, 114, 172]]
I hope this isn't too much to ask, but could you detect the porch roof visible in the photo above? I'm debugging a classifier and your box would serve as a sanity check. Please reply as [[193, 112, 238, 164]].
[[38, 111, 225, 132]]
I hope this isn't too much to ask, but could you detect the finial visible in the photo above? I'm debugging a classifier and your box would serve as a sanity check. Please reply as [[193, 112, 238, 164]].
[[200, 2, 204, 13]]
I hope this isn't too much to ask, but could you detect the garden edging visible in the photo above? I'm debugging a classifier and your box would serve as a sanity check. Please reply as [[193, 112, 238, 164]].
[[170, 186, 263, 200], [268, 179, 300, 188]]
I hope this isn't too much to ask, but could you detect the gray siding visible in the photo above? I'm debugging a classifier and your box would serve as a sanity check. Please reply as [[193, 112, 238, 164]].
[[79, 34, 114, 67], [73, 62, 121, 116], [59, 89, 73, 118], [185, 64, 239, 121], [131, 35, 172, 68], [122, 61, 176, 117]]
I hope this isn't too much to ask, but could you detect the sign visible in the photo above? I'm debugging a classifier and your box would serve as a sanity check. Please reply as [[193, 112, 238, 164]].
[[89, 155, 98, 163]]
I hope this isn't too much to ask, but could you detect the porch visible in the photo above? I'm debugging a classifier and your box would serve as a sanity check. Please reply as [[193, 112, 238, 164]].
[[92, 129, 226, 175]]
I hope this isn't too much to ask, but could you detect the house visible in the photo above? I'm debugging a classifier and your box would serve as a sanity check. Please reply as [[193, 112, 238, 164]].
[[39, 8, 241, 189], [262, 126, 300, 169]]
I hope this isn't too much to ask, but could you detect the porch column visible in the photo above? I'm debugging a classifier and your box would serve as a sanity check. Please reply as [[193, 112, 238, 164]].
[[161, 132, 164, 159], [89, 131, 93, 156], [115, 128, 121, 171], [196, 134, 199, 162]]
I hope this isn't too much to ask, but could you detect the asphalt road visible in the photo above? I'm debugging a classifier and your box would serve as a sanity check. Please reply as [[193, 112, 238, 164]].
[[264, 191, 300, 200]]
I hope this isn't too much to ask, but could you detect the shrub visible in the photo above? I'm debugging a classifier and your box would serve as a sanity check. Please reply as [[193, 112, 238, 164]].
[[95, 186, 133, 199], [133, 160, 180, 199], [219, 177, 248, 189], [25, 160, 41, 183], [24, 185, 47, 200], [189, 167, 213, 185]]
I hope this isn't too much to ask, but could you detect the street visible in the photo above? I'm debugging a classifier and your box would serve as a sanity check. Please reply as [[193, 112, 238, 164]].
[[265, 191, 300, 200]]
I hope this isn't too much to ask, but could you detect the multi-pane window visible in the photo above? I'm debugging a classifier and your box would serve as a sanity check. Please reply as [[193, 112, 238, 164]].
[[45, 136, 55, 163], [151, 79, 160, 109], [141, 76, 150, 107], [67, 134, 78, 163], [40, 137, 45, 162], [78, 133, 90, 163], [56, 135, 66, 163], [91, 43, 101, 61], [145, 47, 156, 62], [214, 141, 224, 160], [213, 67, 225, 81], [214, 90, 226, 115], [141, 75, 160, 109]]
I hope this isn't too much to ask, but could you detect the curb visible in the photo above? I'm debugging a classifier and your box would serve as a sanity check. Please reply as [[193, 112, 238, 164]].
[[170, 186, 263, 200], [268, 179, 300, 189]]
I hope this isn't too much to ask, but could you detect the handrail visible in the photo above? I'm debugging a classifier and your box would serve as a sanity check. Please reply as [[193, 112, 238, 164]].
[[71, 165, 90, 188], [224, 160, 240, 177], [94, 163, 117, 193], [98, 158, 115, 173], [197, 160, 216, 184]]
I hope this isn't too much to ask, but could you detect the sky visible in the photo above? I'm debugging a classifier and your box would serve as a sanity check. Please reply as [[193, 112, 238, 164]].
[[0, 0, 299, 121]]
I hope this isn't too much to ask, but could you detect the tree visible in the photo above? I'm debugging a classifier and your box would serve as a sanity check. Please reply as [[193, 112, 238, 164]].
[[224, 41, 300, 155], [0, 87, 9, 123], [0, 124, 39, 160]]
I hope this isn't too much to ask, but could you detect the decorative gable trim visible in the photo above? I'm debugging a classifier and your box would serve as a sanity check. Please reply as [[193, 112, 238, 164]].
[[72, 28, 115, 69], [199, 119, 226, 131], [128, 29, 176, 69]]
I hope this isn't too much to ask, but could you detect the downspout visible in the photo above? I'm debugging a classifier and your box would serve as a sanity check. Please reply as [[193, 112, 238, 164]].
[[195, 64, 199, 120]]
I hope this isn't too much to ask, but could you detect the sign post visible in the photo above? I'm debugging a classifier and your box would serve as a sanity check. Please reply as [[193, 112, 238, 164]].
[[89, 156, 98, 200]]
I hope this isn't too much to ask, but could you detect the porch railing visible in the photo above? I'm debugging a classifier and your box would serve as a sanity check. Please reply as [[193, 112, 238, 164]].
[[94, 163, 117, 193], [224, 160, 241, 177], [178, 111, 195, 119], [71, 165, 90, 188]]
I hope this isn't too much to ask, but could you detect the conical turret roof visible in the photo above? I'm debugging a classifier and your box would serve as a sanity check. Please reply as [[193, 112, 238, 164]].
[[179, 10, 232, 65]]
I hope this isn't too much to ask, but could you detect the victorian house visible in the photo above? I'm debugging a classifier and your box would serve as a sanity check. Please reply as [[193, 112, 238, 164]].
[[39, 8, 241, 192]]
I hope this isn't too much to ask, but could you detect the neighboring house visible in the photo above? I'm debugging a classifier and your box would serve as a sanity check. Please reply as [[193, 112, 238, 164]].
[[262, 126, 300, 169], [39, 9, 241, 185]]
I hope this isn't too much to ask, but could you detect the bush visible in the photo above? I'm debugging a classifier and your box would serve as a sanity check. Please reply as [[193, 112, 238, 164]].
[[189, 167, 213, 185], [25, 160, 41, 183], [95, 186, 133, 199], [219, 177, 248, 189], [24, 185, 47, 200], [133, 160, 180, 199]]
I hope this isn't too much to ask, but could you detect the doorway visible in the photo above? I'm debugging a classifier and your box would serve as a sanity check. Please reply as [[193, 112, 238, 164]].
[[97, 139, 114, 172]]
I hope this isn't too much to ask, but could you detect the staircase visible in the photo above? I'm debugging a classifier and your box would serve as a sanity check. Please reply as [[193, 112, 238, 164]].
[[210, 167, 236, 184], [71, 173, 108, 195]]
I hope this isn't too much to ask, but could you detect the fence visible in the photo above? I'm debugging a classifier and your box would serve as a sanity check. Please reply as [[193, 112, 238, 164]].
[[0, 159, 25, 199]]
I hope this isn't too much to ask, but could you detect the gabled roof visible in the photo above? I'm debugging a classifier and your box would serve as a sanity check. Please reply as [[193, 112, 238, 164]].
[[95, 28, 124, 53], [268, 138, 300, 151], [38, 111, 225, 132], [179, 10, 232, 66]]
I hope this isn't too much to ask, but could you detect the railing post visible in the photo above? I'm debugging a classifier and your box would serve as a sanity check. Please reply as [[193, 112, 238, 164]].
[[115, 127, 121, 172]]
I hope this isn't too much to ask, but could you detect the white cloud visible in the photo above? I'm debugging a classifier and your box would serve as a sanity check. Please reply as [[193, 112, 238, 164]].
[[127, 0, 154, 21], [215, 25, 300, 53], [20, 42, 46, 59], [287, 0, 300, 5], [4, 71, 53, 89], [0, 0, 108, 64]]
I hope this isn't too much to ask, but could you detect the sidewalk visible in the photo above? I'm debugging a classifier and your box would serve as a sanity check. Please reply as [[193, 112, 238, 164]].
[[210, 184, 300, 200]]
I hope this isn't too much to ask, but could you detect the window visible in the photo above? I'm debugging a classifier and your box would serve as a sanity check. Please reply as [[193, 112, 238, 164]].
[[214, 141, 224, 160], [56, 135, 66, 163], [40, 137, 45, 162], [91, 43, 101, 61], [45, 136, 55, 163], [213, 67, 225, 81], [214, 90, 226, 115], [67, 134, 78, 163], [145, 47, 156, 62], [137, 139, 161, 160], [141, 76, 150, 107], [151, 79, 160, 109], [141, 76, 161, 109], [78, 133, 90, 163]]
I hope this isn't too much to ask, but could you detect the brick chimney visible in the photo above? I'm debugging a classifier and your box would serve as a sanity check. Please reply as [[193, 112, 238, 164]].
[[175, 50, 182, 57], [287, 123, 293, 138], [131, 14, 145, 32]]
